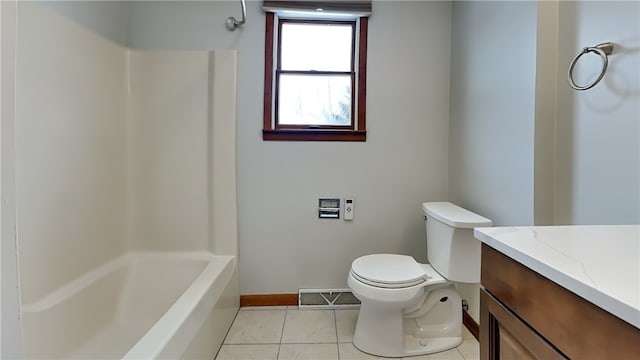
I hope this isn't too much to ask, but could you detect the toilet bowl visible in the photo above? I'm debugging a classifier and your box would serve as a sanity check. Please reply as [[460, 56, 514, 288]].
[[348, 202, 491, 358]]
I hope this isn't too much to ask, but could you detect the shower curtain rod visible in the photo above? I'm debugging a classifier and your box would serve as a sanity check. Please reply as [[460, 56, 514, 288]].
[[226, 0, 247, 31]]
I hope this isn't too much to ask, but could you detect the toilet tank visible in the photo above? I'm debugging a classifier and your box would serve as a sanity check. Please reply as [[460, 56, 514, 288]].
[[423, 202, 492, 283]]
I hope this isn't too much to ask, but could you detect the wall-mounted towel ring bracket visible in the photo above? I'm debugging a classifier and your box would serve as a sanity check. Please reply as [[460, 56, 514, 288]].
[[568, 42, 614, 91]]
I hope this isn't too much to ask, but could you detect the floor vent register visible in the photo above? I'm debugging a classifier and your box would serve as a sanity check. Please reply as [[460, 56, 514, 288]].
[[298, 289, 361, 309]]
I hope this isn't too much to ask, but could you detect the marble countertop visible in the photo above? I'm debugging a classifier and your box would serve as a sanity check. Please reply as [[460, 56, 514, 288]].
[[474, 225, 640, 329]]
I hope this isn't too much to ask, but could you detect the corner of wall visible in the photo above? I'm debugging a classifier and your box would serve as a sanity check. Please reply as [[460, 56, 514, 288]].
[[533, 0, 559, 225]]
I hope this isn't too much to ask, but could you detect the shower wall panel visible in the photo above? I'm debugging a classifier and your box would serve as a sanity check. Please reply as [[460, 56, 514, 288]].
[[126, 51, 211, 251], [15, 3, 128, 304]]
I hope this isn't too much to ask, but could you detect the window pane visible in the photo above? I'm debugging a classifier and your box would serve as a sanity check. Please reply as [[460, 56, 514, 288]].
[[280, 23, 352, 71], [278, 74, 352, 126]]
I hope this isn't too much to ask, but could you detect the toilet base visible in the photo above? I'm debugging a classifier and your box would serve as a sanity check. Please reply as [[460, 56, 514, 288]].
[[402, 335, 463, 357], [352, 285, 463, 358], [354, 333, 462, 358]]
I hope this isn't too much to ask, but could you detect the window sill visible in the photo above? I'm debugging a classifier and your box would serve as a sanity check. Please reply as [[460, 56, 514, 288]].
[[262, 129, 366, 142]]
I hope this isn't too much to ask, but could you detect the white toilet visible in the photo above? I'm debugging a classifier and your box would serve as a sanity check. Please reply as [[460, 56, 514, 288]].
[[347, 202, 492, 358]]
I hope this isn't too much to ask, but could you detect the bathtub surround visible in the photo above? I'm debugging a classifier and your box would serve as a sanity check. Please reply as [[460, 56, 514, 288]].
[[1, 1, 25, 358], [126, 51, 211, 251], [126, 49, 239, 255], [14, 3, 238, 358], [16, 1, 129, 305]]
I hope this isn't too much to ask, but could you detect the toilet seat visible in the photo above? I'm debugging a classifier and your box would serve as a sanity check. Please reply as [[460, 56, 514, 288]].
[[351, 254, 428, 289]]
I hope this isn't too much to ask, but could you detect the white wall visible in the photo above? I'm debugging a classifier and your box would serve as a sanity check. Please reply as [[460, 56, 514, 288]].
[[127, 0, 452, 294], [15, 2, 128, 304], [554, 0, 640, 225], [448, 0, 538, 322]]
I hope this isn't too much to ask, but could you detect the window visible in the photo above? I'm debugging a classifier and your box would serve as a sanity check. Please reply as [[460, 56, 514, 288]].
[[262, 5, 369, 141]]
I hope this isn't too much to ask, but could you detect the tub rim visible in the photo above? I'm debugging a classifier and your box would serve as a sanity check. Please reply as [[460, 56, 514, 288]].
[[21, 252, 230, 312], [122, 253, 235, 359]]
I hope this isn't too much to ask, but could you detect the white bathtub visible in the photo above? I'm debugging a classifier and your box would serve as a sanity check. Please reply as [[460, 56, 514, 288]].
[[21, 252, 239, 359]]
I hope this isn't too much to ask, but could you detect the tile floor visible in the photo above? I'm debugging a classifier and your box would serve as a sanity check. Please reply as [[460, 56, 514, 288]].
[[215, 307, 480, 360]]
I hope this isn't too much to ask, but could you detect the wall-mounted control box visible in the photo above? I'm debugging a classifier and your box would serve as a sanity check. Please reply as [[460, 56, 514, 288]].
[[318, 198, 340, 219], [344, 198, 354, 221]]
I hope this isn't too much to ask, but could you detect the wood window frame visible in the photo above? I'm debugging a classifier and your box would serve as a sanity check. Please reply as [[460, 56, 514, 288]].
[[263, 12, 368, 141]]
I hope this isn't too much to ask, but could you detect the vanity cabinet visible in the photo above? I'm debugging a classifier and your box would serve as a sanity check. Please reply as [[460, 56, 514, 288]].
[[480, 289, 565, 359], [480, 244, 640, 360]]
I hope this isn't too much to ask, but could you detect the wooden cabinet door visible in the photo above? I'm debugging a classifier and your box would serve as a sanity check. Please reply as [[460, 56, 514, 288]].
[[480, 289, 566, 360]]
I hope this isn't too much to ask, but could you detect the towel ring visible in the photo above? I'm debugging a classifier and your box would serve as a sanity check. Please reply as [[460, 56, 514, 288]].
[[568, 42, 614, 91]]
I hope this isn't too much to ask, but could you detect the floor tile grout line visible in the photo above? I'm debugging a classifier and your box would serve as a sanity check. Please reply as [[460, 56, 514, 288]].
[[333, 309, 341, 360], [279, 342, 342, 345], [217, 306, 242, 353], [222, 342, 282, 345], [276, 306, 288, 359]]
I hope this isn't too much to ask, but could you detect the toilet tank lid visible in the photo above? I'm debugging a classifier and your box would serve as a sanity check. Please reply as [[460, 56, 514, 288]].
[[422, 202, 492, 228]]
